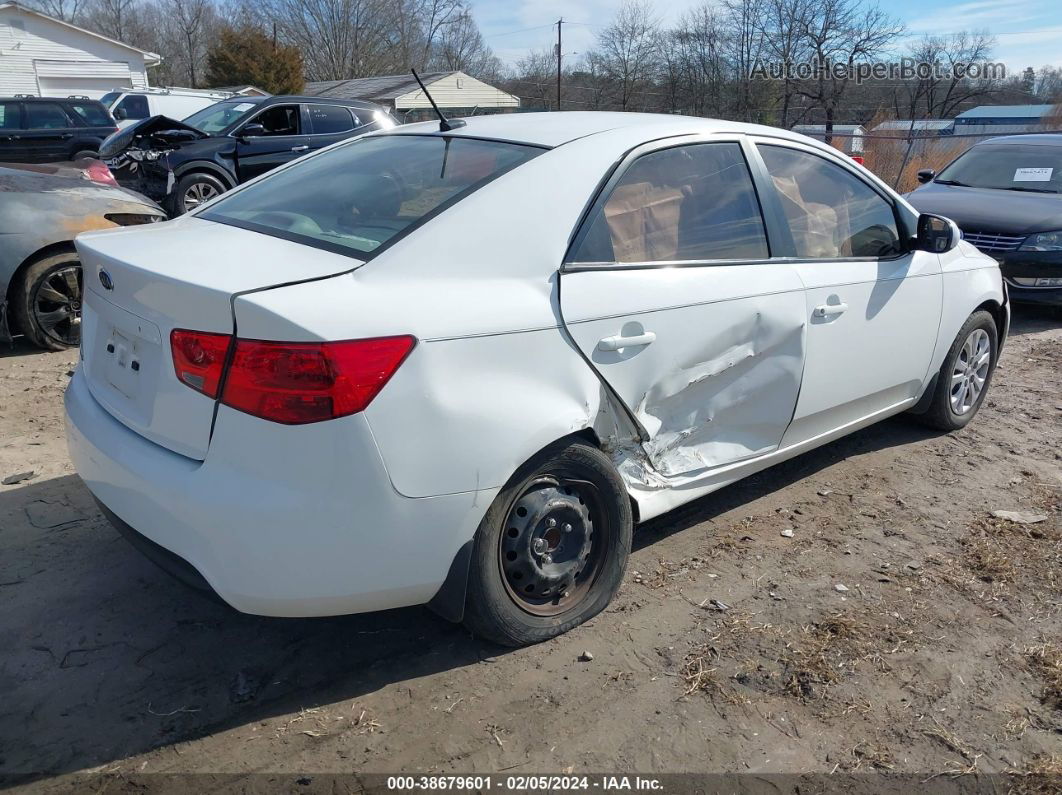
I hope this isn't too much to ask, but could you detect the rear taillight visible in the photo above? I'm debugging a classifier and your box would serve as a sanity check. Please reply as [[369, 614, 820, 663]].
[[171, 330, 230, 397], [82, 159, 118, 186], [170, 331, 415, 424]]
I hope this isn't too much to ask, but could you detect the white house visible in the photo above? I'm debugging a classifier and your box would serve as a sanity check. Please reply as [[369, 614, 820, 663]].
[[0, 2, 160, 99], [305, 71, 520, 121]]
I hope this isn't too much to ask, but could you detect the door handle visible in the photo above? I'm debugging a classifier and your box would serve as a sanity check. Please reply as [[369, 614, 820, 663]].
[[813, 302, 848, 318], [597, 331, 656, 351], [60, 133, 73, 139], [291, 145, 309, 152]]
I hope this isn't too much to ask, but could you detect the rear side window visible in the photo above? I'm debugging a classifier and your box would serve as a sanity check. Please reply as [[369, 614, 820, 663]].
[[115, 94, 149, 121], [24, 103, 70, 129], [309, 104, 355, 134], [67, 102, 112, 127], [757, 144, 902, 259], [568, 143, 769, 264], [201, 134, 543, 258], [0, 101, 20, 130]]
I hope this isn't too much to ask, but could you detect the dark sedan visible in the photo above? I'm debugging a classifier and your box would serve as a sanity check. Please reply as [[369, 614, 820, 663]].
[[906, 133, 1062, 306], [98, 95, 397, 215]]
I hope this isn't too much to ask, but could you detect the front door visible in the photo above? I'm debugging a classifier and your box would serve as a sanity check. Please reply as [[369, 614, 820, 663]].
[[559, 139, 807, 479], [234, 104, 306, 181], [751, 141, 943, 445]]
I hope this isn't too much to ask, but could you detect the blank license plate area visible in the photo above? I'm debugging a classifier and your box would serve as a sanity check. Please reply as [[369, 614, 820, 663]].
[[105, 329, 141, 398]]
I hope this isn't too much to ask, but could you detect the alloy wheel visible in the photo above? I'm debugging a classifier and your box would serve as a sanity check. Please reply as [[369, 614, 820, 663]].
[[183, 181, 219, 208], [950, 328, 991, 415], [32, 263, 82, 347]]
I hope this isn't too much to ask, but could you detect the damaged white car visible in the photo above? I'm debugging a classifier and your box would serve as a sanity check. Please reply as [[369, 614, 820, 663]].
[[65, 112, 1008, 646]]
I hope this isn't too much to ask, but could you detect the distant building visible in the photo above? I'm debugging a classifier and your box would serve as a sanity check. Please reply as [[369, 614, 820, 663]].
[[953, 105, 1058, 136], [870, 119, 955, 135], [0, 2, 160, 98], [792, 124, 866, 154], [304, 71, 520, 121]]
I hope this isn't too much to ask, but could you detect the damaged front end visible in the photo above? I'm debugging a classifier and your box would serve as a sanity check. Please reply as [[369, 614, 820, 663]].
[[99, 116, 205, 202]]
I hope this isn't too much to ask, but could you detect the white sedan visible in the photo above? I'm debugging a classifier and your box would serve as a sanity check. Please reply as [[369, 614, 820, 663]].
[[65, 112, 1008, 646]]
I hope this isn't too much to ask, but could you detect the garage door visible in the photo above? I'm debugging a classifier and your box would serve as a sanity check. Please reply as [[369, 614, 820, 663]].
[[35, 60, 133, 99]]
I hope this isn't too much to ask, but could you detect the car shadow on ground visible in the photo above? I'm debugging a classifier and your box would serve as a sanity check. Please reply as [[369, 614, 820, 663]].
[[0, 337, 49, 359], [0, 307, 1050, 783], [1006, 303, 1060, 337]]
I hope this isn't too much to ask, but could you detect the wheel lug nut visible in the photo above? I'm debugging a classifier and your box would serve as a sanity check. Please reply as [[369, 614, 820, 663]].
[[547, 518, 557, 528], [563, 523, 572, 534], [543, 554, 552, 564]]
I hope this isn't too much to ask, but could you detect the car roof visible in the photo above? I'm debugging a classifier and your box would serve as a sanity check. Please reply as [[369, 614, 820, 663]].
[[976, 133, 1062, 147], [388, 111, 815, 148], [1, 96, 104, 103]]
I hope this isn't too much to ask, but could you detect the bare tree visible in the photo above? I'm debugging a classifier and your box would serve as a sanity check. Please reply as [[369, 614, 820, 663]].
[[433, 10, 501, 81], [720, 0, 767, 122], [895, 31, 999, 120], [794, 0, 904, 139], [591, 0, 662, 111], [20, 0, 87, 22], [755, 0, 814, 127], [83, 0, 145, 44]]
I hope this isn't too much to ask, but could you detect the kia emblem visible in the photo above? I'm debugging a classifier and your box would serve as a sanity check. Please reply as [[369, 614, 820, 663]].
[[98, 269, 114, 291]]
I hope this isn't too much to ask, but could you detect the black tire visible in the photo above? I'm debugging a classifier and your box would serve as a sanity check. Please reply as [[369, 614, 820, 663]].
[[168, 172, 227, 216], [11, 250, 83, 351], [72, 149, 98, 160], [463, 440, 633, 647], [920, 310, 998, 431]]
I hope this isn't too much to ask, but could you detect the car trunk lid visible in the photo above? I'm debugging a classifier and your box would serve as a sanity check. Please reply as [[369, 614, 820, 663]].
[[75, 216, 360, 459]]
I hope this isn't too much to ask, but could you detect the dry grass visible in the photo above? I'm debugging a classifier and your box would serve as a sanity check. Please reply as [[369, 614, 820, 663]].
[[1026, 640, 1062, 710], [1010, 754, 1062, 795], [782, 615, 871, 700]]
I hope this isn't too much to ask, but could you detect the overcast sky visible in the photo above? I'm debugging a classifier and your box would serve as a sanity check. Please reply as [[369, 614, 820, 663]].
[[469, 0, 1062, 73]]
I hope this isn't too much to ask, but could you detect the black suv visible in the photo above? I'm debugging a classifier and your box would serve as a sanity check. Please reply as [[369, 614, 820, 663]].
[[98, 94, 397, 215], [0, 97, 118, 163]]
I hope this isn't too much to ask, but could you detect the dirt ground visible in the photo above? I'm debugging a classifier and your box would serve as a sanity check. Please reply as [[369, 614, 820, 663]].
[[1, 307, 1060, 792]]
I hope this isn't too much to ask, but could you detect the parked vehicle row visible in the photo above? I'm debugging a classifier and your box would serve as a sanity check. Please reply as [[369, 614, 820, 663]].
[[64, 112, 1007, 646], [0, 96, 117, 163]]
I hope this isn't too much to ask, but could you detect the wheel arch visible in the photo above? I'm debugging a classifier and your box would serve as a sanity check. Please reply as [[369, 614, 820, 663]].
[[172, 161, 237, 190], [3, 241, 79, 338], [973, 298, 1007, 346]]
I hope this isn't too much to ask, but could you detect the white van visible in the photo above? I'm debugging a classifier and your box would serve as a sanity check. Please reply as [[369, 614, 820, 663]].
[[99, 87, 235, 128]]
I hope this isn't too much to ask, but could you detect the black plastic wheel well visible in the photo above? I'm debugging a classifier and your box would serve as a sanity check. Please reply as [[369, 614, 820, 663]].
[[974, 299, 1006, 342]]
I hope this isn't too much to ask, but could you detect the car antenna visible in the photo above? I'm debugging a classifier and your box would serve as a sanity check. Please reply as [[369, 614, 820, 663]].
[[411, 68, 465, 132]]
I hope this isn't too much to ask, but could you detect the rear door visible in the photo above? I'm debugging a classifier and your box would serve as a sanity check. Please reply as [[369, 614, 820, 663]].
[[20, 101, 74, 162], [306, 103, 359, 154], [0, 101, 28, 162], [750, 140, 943, 444], [559, 138, 807, 479], [234, 103, 306, 181]]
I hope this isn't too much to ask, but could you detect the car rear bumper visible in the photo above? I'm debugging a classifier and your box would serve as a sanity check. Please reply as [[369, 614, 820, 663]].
[[65, 368, 494, 617]]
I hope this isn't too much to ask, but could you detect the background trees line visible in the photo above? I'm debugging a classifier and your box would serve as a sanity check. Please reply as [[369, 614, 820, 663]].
[[23, 0, 1062, 129]]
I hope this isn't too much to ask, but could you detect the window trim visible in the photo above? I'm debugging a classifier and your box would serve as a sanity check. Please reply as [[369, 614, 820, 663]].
[[747, 136, 914, 263], [561, 134, 775, 272]]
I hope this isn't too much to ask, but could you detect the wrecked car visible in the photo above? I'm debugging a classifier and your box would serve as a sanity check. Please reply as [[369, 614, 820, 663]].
[[98, 95, 397, 215], [1, 160, 165, 351], [67, 113, 1007, 647]]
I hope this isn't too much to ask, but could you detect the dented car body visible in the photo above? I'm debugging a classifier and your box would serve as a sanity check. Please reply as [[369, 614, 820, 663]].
[[0, 161, 164, 348], [65, 113, 1007, 642]]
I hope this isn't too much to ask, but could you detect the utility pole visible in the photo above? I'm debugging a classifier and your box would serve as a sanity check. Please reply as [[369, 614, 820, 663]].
[[556, 18, 563, 111]]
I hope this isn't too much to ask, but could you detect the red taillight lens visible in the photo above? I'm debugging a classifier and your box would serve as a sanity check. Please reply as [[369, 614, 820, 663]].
[[83, 160, 118, 186], [170, 330, 230, 398], [170, 332, 415, 424]]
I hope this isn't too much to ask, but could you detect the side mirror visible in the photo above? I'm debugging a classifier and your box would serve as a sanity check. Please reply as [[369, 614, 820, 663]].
[[916, 213, 960, 253], [916, 169, 935, 184], [239, 123, 265, 139], [114, 107, 128, 121]]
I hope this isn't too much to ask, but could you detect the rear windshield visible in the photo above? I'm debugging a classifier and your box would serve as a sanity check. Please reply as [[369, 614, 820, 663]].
[[200, 134, 544, 258], [937, 143, 1062, 193]]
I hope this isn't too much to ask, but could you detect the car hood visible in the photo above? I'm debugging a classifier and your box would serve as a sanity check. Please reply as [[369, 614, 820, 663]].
[[905, 182, 1062, 234], [99, 115, 207, 158], [0, 163, 162, 208]]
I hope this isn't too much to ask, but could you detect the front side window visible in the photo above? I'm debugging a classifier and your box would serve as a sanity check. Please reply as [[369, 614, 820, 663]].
[[758, 144, 902, 259], [115, 94, 149, 121], [24, 103, 70, 129], [568, 143, 769, 264], [309, 104, 355, 134], [201, 134, 542, 258], [935, 143, 1062, 194], [68, 102, 112, 127], [247, 105, 300, 136]]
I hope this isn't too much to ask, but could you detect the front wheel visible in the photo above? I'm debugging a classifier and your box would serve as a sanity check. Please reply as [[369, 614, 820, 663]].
[[169, 172, 226, 215], [463, 440, 633, 647], [11, 251, 83, 351], [920, 310, 999, 431]]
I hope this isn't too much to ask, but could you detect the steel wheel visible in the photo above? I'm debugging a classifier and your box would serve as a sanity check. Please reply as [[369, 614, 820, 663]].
[[498, 475, 612, 617], [950, 328, 991, 415], [183, 181, 219, 209], [32, 263, 82, 347]]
